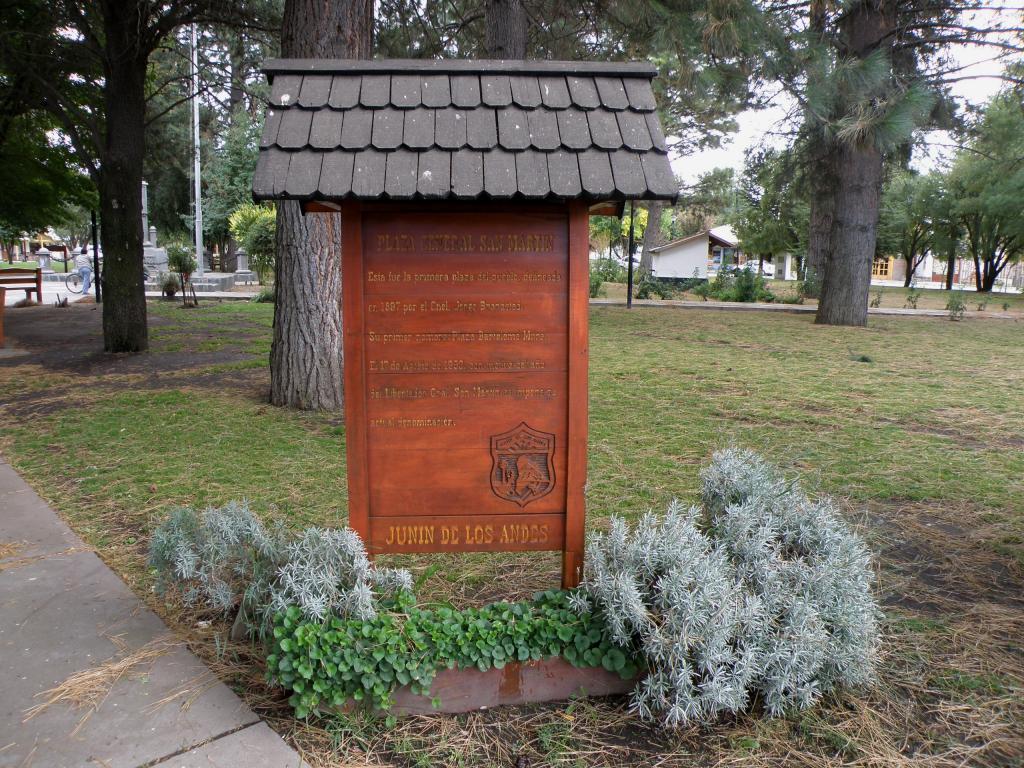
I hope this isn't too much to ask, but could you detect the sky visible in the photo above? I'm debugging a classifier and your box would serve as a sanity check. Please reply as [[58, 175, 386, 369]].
[[670, 6, 1023, 185]]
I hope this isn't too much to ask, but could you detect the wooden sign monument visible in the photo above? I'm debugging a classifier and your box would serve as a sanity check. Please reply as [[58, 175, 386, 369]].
[[254, 59, 678, 587]]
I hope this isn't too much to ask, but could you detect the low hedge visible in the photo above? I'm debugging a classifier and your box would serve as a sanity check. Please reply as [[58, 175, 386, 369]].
[[267, 589, 640, 718]]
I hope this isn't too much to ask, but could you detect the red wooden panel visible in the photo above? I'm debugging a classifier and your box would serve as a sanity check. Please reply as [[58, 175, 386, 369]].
[[368, 514, 564, 553], [342, 202, 586, 583]]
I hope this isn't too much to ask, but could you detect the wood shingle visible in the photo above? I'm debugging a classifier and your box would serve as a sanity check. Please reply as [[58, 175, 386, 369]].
[[253, 59, 678, 203]]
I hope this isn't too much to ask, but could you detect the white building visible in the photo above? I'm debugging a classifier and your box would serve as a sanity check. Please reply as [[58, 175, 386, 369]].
[[650, 225, 740, 280]]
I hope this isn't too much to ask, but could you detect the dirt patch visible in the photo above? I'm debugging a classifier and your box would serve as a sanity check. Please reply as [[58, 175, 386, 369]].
[[862, 499, 1024, 614], [0, 304, 269, 405]]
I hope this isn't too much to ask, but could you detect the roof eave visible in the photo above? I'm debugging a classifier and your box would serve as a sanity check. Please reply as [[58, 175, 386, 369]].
[[262, 58, 658, 79]]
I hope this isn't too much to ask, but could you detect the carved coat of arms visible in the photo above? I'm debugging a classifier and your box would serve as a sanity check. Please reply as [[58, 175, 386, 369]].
[[490, 422, 556, 507]]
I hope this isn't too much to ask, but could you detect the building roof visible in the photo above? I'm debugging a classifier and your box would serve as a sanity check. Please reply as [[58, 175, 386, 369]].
[[650, 226, 737, 253], [252, 59, 679, 204]]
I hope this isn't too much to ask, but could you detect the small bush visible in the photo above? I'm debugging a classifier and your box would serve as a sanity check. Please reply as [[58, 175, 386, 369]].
[[251, 285, 276, 304], [698, 269, 775, 303], [634, 276, 675, 300], [166, 242, 197, 277], [159, 272, 180, 296], [577, 449, 879, 726], [590, 256, 627, 284], [905, 288, 921, 309], [149, 502, 411, 638], [869, 290, 883, 308], [589, 271, 606, 298], [575, 504, 759, 725], [946, 291, 966, 321], [230, 203, 276, 284]]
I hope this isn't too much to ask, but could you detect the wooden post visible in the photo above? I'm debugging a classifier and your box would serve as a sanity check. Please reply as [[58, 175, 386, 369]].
[[625, 202, 635, 309], [341, 201, 370, 543], [563, 201, 590, 588]]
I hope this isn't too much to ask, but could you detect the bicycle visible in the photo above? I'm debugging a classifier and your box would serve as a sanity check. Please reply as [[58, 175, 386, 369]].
[[65, 268, 146, 294]]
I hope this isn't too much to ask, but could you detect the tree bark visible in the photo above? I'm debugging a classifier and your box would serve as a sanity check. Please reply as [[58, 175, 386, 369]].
[[271, 0, 372, 411], [638, 200, 664, 276], [814, 0, 894, 326], [485, 0, 527, 58], [804, 151, 835, 297], [945, 247, 956, 290], [815, 141, 883, 327], [99, 6, 148, 353]]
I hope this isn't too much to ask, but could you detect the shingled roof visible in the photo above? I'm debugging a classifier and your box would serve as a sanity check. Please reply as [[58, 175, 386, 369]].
[[252, 59, 678, 204]]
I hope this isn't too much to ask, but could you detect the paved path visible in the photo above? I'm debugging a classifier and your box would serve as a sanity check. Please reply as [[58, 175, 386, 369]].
[[589, 297, 1018, 319], [0, 460, 306, 768], [3, 281, 93, 307]]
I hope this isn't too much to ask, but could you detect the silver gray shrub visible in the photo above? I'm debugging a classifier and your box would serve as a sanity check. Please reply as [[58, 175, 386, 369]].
[[701, 448, 879, 715], [578, 503, 762, 725], [149, 502, 411, 636], [577, 449, 879, 726]]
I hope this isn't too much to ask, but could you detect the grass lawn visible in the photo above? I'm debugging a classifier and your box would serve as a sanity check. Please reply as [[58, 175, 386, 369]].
[[1, 259, 73, 273], [0, 300, 1021, 767]]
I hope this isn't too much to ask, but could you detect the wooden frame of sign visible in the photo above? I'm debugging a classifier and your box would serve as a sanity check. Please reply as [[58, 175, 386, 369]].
[[337, 199, 588, 588]]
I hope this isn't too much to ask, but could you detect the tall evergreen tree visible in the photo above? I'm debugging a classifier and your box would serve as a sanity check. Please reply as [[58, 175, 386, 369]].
[[270, 0, 373, 411], [0, 0, 266, 351]]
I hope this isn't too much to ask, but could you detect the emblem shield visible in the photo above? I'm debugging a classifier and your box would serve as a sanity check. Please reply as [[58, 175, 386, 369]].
[[490, 422, 556, 507]]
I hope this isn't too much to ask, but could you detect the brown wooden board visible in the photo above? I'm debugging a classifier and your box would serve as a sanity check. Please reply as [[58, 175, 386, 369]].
[[341, 202, 587, 586]]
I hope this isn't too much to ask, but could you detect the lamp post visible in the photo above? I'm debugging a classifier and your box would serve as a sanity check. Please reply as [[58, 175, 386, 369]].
[[625, 202, 635, 309]]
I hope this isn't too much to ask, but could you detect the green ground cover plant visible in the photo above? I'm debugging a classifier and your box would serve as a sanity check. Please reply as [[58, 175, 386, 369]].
[[269, 590, 636, 718], [0, 301, 1020, 766]]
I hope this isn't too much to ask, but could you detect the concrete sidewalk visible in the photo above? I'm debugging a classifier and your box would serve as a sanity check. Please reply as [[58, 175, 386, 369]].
[[590, 297, 1020, 319], [0, 460, 306, 768], [590, 297, 1017, 319]]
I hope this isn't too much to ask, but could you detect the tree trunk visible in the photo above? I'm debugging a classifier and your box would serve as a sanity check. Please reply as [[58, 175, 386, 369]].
[[814, 0, 894, 327], [485, 0, 527, 58], [945, 248, 955, 290], [815, 141, 883, 327], [271, 203, 345, 408], [903, 260, 913, 288], [802, 0, 832, 299], [271, 0, 372, 411], [99, 11, 148, 353], [804, 151, 835, 298], [638, 200, 664, 276]]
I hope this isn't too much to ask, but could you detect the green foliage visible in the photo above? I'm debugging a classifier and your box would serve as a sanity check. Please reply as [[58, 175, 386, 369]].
[[699, 268, 775, 303], [869, 290, 883, 308], [165, 242, 198, 277], [877, 171, 942, 285], [229, 203, 276, 284], [0, 115, 95, 247], [904, 289, 921, 309], [590, 257, 627, 284], [634, 276, 676, 300], [251, 285, 276, 304], [669, 167, 738, 240], [946, 291, 966, 321], [203, 109, 263, 250], [733, 148, 805, 261], [268, 590, 638, 718], [149, 502, 411, 638], [160, 272, 180, 295]]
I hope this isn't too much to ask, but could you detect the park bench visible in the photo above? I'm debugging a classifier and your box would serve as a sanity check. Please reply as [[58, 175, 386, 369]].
[[0, 267, 43, 305]]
